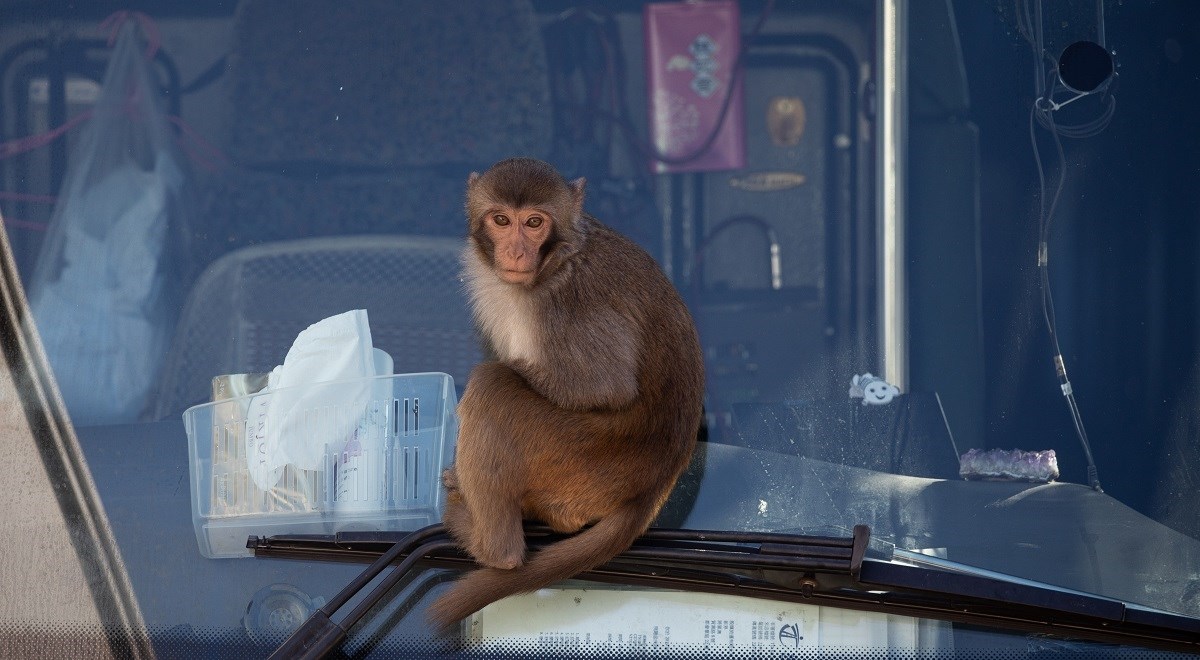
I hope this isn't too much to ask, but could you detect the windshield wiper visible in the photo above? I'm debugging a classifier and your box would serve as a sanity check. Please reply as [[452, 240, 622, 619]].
[[252, 523, 870, 658], [250, 523, 1200, 658]]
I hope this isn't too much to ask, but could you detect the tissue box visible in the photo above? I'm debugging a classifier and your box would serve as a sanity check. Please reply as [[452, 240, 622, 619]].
[[183, 372, 457, 558]]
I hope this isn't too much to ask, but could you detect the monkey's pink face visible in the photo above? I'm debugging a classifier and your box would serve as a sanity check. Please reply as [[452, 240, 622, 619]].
[[482, 206, 554, 285]]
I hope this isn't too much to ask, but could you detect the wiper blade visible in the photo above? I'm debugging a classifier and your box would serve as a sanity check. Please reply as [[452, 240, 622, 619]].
[[252, 524, 873, 567], [251, 523, 871, 659], [251, 523, 1200, 657]]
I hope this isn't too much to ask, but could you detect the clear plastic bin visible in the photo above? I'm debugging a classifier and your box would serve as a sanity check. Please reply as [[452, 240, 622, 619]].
[[182, 372, 456, 558]]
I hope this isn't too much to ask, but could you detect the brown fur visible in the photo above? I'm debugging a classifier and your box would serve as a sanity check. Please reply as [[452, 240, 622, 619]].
[[427, 157, 704, 628]]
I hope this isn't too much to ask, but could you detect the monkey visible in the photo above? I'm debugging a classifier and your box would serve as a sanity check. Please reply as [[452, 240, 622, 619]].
[[426, 157, 705, 628]]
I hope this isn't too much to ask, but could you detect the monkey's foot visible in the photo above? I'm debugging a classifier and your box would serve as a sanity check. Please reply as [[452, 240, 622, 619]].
[[469, 537, 525, 570], [476, 553, 523, 571]]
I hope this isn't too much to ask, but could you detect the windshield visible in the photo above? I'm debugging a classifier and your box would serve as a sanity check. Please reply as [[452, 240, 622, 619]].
[[2, 0, 1199, 658]]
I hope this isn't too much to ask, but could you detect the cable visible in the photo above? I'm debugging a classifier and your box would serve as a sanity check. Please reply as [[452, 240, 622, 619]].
[[1029, 100, 1102, 491], [1034, 76, 1117, 139], [1027, 36, 1105, 491], [1018, 0, 1117, 138]]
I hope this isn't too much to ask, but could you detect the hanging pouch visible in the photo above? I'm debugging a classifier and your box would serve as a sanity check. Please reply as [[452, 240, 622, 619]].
[[644, 0, 746, 173], [28, 21, 194, 425]]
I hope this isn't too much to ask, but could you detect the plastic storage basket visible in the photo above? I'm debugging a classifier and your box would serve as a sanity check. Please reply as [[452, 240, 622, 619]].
[[183, 372, 456, 558]]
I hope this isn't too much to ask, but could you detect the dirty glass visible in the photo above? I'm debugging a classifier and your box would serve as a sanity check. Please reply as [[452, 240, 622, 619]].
[[0, 0, 1198, 658]]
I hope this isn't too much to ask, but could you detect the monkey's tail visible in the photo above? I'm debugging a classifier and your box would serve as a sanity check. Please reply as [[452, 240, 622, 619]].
[[426, 502, 655, 630]]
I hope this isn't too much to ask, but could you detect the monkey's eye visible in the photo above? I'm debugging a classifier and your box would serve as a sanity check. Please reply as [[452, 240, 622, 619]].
[[493, 214, 511, 226], [526, 216, 544, 228]]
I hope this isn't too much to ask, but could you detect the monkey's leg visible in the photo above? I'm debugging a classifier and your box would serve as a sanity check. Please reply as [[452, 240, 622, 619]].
[[441, 468, 474, 545], [452, 363, 532, 570], [450, 427, 526, 569], [441, 488, 475, 547], [444, 480, 525, 570], [458, 480, 525, 570]]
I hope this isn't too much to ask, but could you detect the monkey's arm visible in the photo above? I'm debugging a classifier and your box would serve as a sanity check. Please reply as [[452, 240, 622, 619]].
[[517, 306, 641, 412]]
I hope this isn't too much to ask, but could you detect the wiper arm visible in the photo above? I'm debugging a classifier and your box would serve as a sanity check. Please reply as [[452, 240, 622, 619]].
[[251, 523, 1200, 657], [256, 524, 458, 660], [251, 523, 871, 659]]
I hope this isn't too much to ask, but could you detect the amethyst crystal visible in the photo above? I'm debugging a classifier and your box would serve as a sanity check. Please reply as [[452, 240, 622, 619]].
[[959, 448, 1060, 483]]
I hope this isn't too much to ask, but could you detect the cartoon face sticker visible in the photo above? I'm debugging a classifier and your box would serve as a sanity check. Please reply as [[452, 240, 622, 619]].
[[861, 378, 899, 405], [850, 373, 900, 406]]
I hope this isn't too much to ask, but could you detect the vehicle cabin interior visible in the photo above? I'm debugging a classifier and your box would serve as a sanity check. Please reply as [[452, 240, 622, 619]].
[[2, 0, 1200, 657]]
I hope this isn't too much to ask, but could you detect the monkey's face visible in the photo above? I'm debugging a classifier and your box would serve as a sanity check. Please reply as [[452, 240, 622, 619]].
[[480, 206, 554, 285], [466, 158, 585, 287]]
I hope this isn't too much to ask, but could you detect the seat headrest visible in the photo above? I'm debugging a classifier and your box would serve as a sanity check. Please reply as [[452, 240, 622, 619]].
[[226, 0, 552, 168]]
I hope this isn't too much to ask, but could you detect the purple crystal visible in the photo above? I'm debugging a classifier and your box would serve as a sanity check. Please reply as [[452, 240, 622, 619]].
[[959, 448, 1060, 483]]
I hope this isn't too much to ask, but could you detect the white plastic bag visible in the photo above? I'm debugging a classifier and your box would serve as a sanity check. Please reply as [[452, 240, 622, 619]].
[[27, 22, 194, 425]]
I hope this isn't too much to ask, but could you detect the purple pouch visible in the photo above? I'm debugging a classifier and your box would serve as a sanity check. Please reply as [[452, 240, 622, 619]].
[[644, 0, 746, 173]]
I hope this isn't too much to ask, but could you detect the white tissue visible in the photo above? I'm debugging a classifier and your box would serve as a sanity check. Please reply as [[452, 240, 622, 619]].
[[246, 310, 385, 491]]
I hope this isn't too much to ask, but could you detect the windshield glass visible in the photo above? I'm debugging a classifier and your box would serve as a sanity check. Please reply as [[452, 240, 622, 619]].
[[2, 0, 1199, 657]]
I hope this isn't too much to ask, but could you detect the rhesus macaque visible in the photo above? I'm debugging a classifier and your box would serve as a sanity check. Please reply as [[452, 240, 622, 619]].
[[428, 157, 704, 628]]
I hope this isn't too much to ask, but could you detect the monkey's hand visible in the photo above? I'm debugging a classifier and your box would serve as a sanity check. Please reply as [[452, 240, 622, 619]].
[[442, 468, 460, 492]]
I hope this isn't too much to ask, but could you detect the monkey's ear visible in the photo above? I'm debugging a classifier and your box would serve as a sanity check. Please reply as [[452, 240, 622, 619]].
[[468, 172, 481, 186], [570, 177, 586, 217]]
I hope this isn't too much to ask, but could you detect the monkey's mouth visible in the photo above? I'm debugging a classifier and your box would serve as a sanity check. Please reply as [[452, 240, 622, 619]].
[[498, 269, 536, 284]]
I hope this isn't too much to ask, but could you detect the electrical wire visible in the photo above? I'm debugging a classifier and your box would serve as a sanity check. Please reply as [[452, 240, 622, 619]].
[[1029, 99, 1101, 491], [1034, 76, 1117, 138], [1025, 2, 1106, 491]]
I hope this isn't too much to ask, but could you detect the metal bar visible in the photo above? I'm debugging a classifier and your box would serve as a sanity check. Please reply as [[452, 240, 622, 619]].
[[878, 0, 909, 390], [339, 540, 458, 631], [319, 524, 447, 614], [266, 533, 457, 660]]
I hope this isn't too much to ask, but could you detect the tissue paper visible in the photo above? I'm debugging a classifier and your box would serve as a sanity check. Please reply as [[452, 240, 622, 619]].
[[246, 309, 382, 490]]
